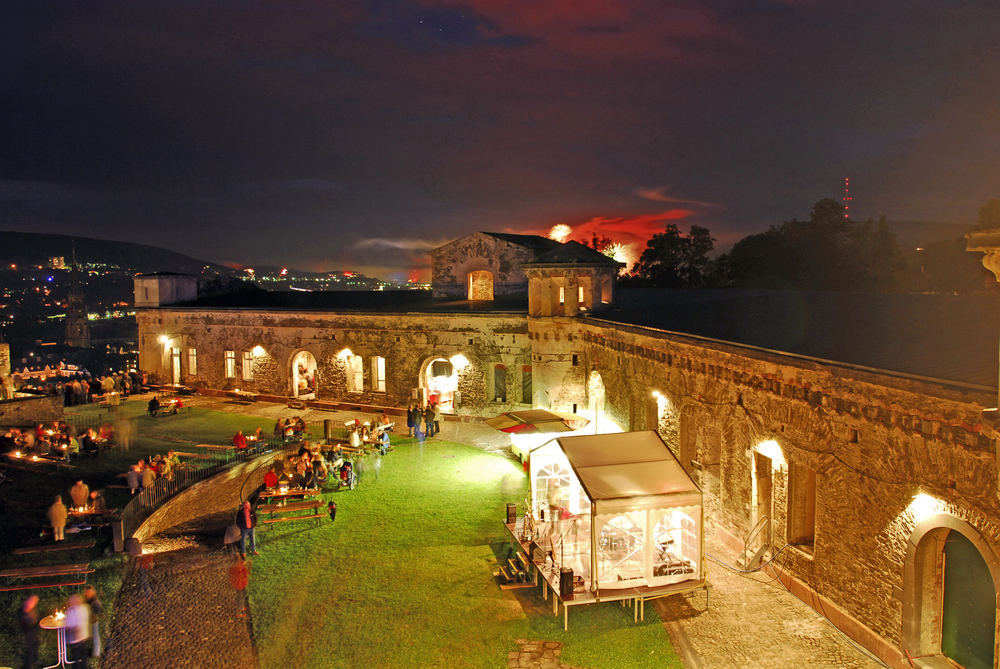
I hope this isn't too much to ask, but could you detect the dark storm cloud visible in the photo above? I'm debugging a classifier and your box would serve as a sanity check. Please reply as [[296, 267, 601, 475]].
[[2, 1, 999, 278]]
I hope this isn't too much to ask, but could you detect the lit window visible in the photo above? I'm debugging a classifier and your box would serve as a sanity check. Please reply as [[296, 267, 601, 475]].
[[578, 286, 585, 304], [242, 351, 254, 381], [188, 348, 197, 376], [559, 286, 565, 305], [372, 356, 386, 392], [224, 350, 236, 379], [346, 354, 364, 392]]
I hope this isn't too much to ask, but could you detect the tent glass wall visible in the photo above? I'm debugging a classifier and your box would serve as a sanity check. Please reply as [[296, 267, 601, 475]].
[[527, 432, 703, 592]]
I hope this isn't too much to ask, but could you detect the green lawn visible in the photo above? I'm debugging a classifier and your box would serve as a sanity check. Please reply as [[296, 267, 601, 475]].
[[248, 439, 681, 669]]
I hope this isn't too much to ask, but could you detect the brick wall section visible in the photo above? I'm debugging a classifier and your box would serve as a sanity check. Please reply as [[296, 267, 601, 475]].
[[577, 317, 997, 650], [0, 394, 64, 426]]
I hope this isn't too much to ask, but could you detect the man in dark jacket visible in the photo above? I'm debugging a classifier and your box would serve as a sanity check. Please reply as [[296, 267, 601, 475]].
[[236, 500, 258, 558]]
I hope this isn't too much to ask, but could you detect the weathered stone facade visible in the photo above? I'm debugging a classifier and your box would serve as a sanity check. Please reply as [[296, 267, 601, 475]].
[[135, 232, 1000, 668], [430, 232, 559, 299], [137, 307, 533, 414]]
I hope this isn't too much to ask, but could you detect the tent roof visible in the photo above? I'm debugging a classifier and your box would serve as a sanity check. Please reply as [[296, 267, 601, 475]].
[[552, 431, 701, 502]]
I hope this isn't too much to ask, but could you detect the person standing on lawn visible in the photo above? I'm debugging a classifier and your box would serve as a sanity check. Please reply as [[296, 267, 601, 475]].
[[48, 495, 67, 542], [64, 594, 91, 664], [70, 479, 90, 508], [84, 585, 103, 658], [236, 501, 258, 558], [20, 594, 39, 669]]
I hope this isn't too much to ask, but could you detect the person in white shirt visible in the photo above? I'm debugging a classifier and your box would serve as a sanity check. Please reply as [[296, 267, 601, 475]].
[[64, 594, 91, 663]]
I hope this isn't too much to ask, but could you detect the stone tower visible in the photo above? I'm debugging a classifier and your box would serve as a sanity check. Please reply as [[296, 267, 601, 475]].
[[522, 241, 623, 411], [65, 247, 90, 349]]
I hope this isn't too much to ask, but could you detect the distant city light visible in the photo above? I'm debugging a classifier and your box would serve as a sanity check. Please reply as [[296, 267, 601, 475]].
[[548, 224, 572, 243], [280, 268, 288, 276]]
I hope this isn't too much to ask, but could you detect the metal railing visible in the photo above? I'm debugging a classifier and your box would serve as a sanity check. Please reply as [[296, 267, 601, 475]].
[[118, 439, 283, 540]]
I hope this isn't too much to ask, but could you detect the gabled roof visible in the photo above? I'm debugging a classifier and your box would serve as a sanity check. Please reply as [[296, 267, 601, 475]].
[[480, 232, 563, 255], [523, 240, 624, 267]]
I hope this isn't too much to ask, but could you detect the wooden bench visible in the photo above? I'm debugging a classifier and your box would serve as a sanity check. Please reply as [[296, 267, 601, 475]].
[[499, 565, 515, 583], [0, 563, 94, 579], [260, 513, 325, 525], [0, 579, 87, 592], [257, 500, 322, 516], [259, 499, 325, 526], [13, 540, 95, 555]]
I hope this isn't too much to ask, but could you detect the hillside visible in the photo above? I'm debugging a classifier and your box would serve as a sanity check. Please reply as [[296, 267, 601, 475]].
[[0, 230, 226, 274]]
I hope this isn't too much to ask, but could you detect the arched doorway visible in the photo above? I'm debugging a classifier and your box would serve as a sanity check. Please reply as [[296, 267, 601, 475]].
[[467, 270, 494, 301], [291, 351, 317, 399], [942, 532, 996, 669], [903, 514, 999, 669], [423, 357, 457, 413]]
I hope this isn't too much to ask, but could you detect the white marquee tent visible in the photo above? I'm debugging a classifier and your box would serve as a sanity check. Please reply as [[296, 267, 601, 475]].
[[528, 430, 703, 591]]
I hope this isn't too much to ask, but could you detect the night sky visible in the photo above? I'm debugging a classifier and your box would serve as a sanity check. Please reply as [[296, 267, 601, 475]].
[[3, 1, 999, 281]]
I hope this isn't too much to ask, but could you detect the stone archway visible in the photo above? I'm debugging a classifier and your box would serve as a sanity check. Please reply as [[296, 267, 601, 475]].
[[902, 513, 1000, 668], [419, 355, 469, 413], [290, 350, 317, 399]]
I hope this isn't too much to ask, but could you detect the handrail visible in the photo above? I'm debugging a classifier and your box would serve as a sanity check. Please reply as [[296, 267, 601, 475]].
[[118, 440, 283, 541], [745, 515, 770, 552]]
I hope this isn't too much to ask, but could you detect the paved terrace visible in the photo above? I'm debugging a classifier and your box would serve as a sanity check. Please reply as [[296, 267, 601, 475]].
[[104, 393, 886, 668]]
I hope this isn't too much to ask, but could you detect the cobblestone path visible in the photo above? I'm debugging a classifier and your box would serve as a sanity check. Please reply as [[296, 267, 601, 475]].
[[103, 548, 257, 669], [654, 540, 885, 669]]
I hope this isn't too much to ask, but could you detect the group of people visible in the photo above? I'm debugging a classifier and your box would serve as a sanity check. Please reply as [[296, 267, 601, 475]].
[[46, 480, 107, 541], [21, 586, 103, 667], [406, 402, 442, 442], [11, 368, 145, 408], [232, 427, 265, 451], [126, 452, 181, 495], [1, 423, 113, 461], [273, 416, 307, 441]]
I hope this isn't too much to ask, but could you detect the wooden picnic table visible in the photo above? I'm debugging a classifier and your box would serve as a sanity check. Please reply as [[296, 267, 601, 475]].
[[258, 488, 320, 502], [258, 500, 323, 515], [13, 540, 96, 555], [0, 563, 94, 579], [259, 499, 325, 526]]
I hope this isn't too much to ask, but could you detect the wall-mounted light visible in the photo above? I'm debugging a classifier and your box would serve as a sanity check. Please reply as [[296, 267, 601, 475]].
[[450, 353, 470, 370], [158, 335, 171, 346], [651, 390, 661, 398], [337, 348, 353, 359], [251, 345, 266, 357], [908, 492, 943, 523]]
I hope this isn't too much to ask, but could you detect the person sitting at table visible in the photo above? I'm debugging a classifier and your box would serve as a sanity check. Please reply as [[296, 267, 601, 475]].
[[312, 452, 328, 483], [80, 429, 99, 458], [264, 468, 279, 489], [295, 456, 308, 481], [20, 429, 35, 452], [282, 419, 295, 442], [70, 479, 90, 508], [295, 416, 307, 435], [302, 463, 316, 490], [233, 430, 248, 451], [377, 429, 390, 456], [147, 396, 160, 417], [66, 434, 80, 461], [98, 423, 113, 443], [349, 426, 362, 450]]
